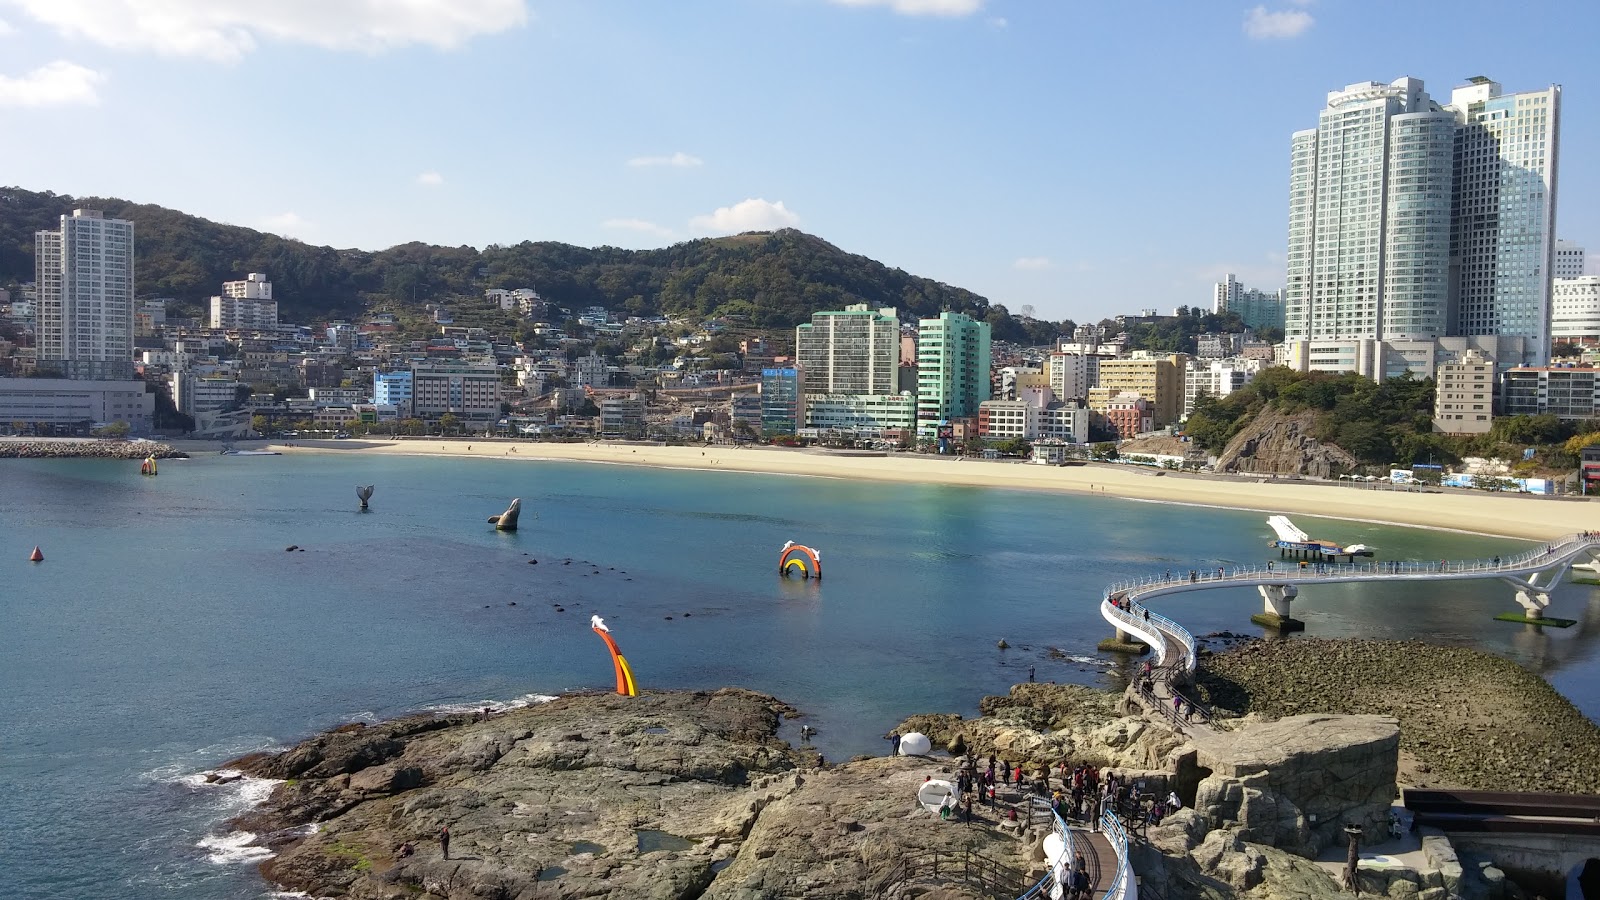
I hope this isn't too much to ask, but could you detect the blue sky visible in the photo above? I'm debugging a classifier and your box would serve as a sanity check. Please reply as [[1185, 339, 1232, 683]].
[[1, 0, 1596, 322]]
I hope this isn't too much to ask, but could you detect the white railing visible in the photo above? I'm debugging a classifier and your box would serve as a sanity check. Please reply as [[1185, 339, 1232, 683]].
[[1100, 601, 1170, 667], [1099, 803, 1137, 900], [1101, 532, 1598, 603], [1016, 796, 1076, 899]]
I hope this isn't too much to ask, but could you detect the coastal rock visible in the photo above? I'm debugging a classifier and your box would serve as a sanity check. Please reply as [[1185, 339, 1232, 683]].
[[1214, 408, 1358, 477], [1196, 638, 1600, 793], [1191, 713, 1399, 856]]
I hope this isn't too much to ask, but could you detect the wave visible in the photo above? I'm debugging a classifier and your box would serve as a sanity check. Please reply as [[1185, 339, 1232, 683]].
[[422, 692, 557, 716], [198, 830, 275, 865]]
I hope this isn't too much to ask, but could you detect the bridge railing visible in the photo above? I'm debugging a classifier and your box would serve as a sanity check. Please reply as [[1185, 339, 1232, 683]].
[[1101, 532, 1597, 603], [1015, 796, 1075, 900], [1099, 801, 1137, 900]]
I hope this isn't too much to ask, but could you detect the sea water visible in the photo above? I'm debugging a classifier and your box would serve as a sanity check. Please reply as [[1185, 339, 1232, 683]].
[[2, 453, 1597, 899]]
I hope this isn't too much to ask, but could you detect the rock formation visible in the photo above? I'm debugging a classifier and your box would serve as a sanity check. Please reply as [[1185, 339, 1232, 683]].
[[487, 498, 520, 531], [1190, 714, 1399, 857], [356, 485, 374, 510], [0, 439, 187, 460], [226, 690, 1024, 900], [1214, 409, 1358, 477]]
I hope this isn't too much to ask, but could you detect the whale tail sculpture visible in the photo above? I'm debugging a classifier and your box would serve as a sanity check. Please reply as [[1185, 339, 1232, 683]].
[[356, 485, 374, 510], [488, 498, 521, 531]]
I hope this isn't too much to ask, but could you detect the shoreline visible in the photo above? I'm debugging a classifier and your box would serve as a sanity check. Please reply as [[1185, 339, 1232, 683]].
[[253, 437, 1600, 542]]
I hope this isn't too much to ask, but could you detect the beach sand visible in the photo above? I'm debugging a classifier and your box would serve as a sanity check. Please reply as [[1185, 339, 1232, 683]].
[[256, 438, 1599, 542]]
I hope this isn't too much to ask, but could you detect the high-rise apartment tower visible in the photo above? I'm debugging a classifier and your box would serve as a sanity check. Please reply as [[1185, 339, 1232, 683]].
[[36, 209, 136, 380]]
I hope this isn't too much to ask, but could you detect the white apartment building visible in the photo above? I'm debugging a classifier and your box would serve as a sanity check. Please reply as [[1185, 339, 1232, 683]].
[[977, 400, 1089, 444], [1183, 358, 1260, 420], [1432, 349, 1495, 434], [1556, 240, 1586, 279], [1285, 76, 1561, 379], [1212, 274, 1285, 331], [0, 378, 153, 432], [210, 294, 279, 330], [35, 209, 136, 380], [573, 352, 609, 388], [803, 393, 916, 433], [1046, 351, 1098, 402], [171, 372, 244, 417], [1552, 276, 1600, 347], [223, 273, 272, 300], [795, 304, 900, 395], [1449, 79, 1560, 357], [1037, 406, 1089, 444]]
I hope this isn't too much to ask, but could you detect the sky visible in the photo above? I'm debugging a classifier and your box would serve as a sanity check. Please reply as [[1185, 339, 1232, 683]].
[[1, 0, 1597, 323]]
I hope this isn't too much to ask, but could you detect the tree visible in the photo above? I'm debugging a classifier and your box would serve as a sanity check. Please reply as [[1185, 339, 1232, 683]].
[[92, 421, 129, 439], [251, 415, 270, 435], [1551, 341, 1582, 359], [439, 413, 461, 435]]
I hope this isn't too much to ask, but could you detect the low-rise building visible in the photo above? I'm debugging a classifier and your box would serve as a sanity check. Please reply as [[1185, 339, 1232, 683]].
[[760, 367, 803, 434], [599, 396, 645, 438], [1502, 366, 1600, 420], [411, 359, 501, 426], [373, 370, 414, 416], [1098, 392, 1152, 439], [1553, 276, 1600, 348], [0, 378, 153, 433], [1433, 350, 1495, 434], [803, 393, 916, 433]]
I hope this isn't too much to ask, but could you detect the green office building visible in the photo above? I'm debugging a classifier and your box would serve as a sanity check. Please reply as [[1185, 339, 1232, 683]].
[[916, 312, 991, 434]]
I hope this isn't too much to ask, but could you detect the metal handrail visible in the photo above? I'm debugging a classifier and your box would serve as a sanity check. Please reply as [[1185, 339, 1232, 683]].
[[1100, 803, 1136, 900], [1015, 795, 1075, 900]]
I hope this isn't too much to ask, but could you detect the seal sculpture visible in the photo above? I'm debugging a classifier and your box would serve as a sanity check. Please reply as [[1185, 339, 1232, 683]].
[[356, 485, 374, 511], [488, 498, 521, 531]]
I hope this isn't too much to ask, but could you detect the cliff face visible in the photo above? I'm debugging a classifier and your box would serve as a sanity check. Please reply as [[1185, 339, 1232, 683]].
[[1213, 409, 1358, 478]]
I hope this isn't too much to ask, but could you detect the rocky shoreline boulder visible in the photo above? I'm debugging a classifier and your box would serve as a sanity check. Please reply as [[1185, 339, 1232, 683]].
[[0, 438, 187, 460]]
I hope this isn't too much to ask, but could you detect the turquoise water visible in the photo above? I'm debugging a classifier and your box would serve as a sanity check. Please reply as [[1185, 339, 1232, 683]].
[[2, 453, 1597, 898]]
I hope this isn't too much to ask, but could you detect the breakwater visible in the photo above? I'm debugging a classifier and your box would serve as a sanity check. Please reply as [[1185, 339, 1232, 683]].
[[0, 439, 186, 459]]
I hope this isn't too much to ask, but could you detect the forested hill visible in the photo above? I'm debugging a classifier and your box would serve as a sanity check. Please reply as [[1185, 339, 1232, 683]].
[[0, 186, 1062, 341]]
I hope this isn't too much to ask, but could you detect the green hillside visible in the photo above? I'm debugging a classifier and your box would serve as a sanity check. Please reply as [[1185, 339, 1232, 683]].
[[0, 186, 1065, 342]]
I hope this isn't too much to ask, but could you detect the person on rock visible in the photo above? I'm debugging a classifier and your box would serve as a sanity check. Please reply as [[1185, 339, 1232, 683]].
[[439, 824, 450, 860]]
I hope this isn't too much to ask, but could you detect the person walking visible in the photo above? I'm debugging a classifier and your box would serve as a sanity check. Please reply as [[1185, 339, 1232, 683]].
[[439, 824, 450, 860], [888, 732, 901, 755], [1028, 665, 1036, 683]]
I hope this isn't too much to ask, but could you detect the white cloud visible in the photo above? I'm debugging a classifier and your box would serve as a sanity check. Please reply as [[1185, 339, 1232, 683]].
[[0, 17, 14, 35], [260, 211, 311, 237], [3, 0, 528, 63], [602, 218, 675, 239], [986, 16, 1007, 28], [1013, 257, 1053, 271], [829, 0, 983, 15], [416, 171, 444, 187], [689, 198, 801, 235], [0, 60, 103, 108], [626, 151, 703, 168], [1243, 5, 1314, 39]]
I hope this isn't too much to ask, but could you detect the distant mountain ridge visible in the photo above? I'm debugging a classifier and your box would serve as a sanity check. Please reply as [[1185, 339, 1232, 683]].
[[0, 186, 1061, 342]]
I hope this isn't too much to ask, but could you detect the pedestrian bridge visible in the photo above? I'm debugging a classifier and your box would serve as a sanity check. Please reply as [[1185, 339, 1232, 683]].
[[1100, 530, 1600, 677]]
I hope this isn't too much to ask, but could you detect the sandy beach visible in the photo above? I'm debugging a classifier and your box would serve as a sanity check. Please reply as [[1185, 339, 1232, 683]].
[[246, 437, 1600, 542]]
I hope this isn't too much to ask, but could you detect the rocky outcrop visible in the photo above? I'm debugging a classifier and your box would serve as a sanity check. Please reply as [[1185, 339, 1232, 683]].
[[228, 690, 1027, 900], [1197, 638, 1600, 793], [1191, 714, 1399, 857], [0, 439, 186, 459], [1214, 409, 1357, 477]]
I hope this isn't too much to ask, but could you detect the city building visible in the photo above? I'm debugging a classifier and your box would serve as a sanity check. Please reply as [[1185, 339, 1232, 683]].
[[1501, 366, 1600, 419], [1284, 76, 1560, 379], [1556, 240, 1586, 279], [223, 272, 272, 300], [1450, 78, 1561, 357], [410, 359, 501, 426], [573, 352, 609, 388], [803, 393, 916, 434], [1553, 276, 1600, 348], [794, 304, 900, 395], [731, 393, 763, 433], [210, 274, 278, 329], [1099, 392, 1152, 439], [1036, 405, 1090, 444], [35, 209, 136, 380], [1432, 349, 1495, 434], [976, 400, 1037, 440], [1212, 275, 1285, 331], [598, 396, 645, 437], [373, 370, 414, 416], [170, 372, 244, 418], [1183, 358, 1259, 420], [0, 378, 152, 433], [760, 367, 803, 434], [1089, 353, 1187, 427], [1195, 332, 1245, 359], [916, 312, 991, 433], [1047, 351, 1098, 402]]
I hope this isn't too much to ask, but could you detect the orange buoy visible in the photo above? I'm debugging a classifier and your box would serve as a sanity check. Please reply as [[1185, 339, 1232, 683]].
[[29, 546, 44, 562]]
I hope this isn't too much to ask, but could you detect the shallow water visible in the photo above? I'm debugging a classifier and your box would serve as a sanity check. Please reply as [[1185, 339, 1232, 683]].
[[1, 453, 1595, 898]]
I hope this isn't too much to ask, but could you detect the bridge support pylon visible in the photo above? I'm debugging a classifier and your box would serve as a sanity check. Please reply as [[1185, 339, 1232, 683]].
[[1250, 583, 1304, 632]]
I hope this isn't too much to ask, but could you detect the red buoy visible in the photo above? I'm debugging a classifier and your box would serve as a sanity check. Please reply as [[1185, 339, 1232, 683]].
[[29, 546, 44, 562]]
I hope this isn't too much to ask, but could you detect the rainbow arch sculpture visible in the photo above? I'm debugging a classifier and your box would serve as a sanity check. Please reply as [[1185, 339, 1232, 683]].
[[591, 615, 638, 697], [778, 542, 822, 580]]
